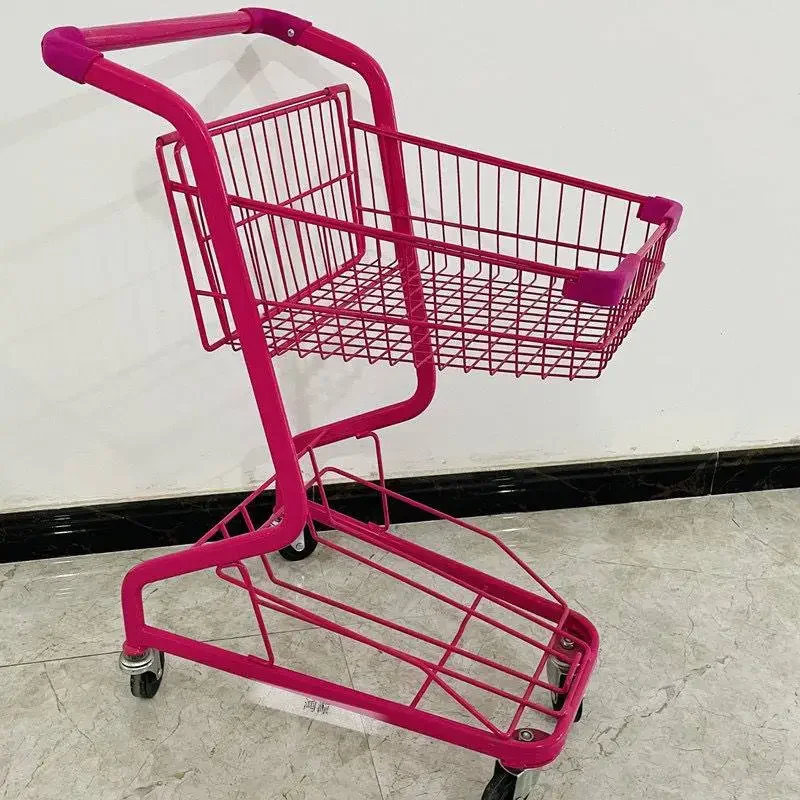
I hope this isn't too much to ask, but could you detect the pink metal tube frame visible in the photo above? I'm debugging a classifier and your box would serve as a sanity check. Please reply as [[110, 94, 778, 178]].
[[42, 10, 436, 651], [40, 11, 606, 771]]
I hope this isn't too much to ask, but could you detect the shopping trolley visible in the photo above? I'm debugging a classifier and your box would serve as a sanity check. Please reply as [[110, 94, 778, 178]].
[[42, 9, 682, 798]]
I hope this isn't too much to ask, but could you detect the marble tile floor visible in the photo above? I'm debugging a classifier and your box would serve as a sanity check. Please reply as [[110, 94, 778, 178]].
[[0, 488, 798, 799]]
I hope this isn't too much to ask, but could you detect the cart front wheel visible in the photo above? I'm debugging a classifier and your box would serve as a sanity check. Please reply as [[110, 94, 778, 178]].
[[130, 651, 165, 699], [279, 526, 317, 562], [481, 770, 515, 800]]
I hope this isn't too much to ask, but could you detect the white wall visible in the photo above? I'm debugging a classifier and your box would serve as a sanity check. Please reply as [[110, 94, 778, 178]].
[[1, 0, 798, 511]]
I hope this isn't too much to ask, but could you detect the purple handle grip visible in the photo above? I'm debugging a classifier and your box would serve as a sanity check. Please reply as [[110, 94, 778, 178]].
[[240, 8, 312, 43], [41, 27, 102, 84], [42, 9, 314, 84]]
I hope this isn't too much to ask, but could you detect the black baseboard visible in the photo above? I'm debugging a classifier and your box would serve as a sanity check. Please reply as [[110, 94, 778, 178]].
[[2, 445, 799, 563]]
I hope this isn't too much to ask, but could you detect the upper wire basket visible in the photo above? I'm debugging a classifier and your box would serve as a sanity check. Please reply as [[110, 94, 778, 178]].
[[157, 85, 679, 379]]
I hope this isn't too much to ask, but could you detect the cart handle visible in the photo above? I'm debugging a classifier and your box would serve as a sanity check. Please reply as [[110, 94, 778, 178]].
[[41, 9, 311, 81]]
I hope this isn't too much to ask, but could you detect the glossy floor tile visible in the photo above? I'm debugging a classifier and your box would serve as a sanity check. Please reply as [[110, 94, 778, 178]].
[[0, 546, 320, 666], [0, 630, 381, 800], [1, 489, 798, 799]]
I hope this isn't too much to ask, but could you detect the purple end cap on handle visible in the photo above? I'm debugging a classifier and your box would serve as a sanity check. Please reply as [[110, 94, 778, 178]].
[[240, 8, 312, 43], [41, 27, 103, 83], [637, 196, 683, 237], [562, 254, 640, 307]]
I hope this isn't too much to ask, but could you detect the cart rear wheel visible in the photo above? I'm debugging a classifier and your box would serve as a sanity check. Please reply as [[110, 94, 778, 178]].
[[278, 526, 317, 562], [130, 651, 165, 699]]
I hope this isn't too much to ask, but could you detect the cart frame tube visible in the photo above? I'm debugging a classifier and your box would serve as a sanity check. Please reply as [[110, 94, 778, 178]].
[[41, 9, 436, 650]]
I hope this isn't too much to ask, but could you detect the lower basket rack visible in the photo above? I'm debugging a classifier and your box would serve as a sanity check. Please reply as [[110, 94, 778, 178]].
[[139, 435, 598, 771]]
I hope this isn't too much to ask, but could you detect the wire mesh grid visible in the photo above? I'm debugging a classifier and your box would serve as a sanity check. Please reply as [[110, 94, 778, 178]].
[[158, 85, 668, 378]]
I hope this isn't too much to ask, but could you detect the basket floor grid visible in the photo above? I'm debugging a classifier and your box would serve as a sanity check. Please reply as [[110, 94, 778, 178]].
[[260, 258, 655, 378]]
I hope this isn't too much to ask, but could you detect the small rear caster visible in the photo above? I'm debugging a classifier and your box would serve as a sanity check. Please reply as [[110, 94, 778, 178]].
[[482, 760, 538, 800], [279, 525, 317, 562], [547, 648, 584, 722], [119, 648, 164, 699]]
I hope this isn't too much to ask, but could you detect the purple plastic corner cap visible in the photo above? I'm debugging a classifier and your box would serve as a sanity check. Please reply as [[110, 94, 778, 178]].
[[637, 196, 683, 237], [562, 255, 639, 307], [240, 8, 312, 43], [42, 27, 103, 83]]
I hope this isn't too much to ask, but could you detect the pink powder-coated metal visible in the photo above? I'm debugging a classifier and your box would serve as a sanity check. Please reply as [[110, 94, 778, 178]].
[[83, 12, 253, 50], [40, 7, 681, 773]]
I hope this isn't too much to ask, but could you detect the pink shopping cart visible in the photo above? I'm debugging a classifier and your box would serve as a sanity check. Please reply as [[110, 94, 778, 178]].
[[42, 9, 681, 798]]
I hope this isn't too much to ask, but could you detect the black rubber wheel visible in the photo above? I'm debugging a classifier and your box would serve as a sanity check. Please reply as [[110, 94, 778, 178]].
[[552, 671, 583, 722], [278, 526, 318, 562], [130, 651, 165, 699], [481, 762, 517, 800]]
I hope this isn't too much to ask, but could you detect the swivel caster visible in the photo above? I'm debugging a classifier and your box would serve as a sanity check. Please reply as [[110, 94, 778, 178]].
[[482, 759, 539, 800], [278, 525, 318, 562], [119, 648, 165, 699]]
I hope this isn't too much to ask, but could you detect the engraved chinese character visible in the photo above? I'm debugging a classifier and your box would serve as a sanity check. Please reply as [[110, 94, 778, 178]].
[[316, 703, 330, 715], [303, 699, 317, 712]]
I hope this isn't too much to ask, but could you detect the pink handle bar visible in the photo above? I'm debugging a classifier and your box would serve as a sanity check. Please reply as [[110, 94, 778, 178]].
[[41, 9, 310, 82]]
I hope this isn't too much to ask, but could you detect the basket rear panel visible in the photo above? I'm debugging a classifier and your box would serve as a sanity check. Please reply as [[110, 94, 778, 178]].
[[158, 86, 361, 351]]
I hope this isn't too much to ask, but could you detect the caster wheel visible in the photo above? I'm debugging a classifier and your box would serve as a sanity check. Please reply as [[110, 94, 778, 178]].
[[130, 651, 164, 699], [279, 526, 317, 562], [551, 670, 584, 722], [482, 761, 517, 800], [482, 761, 537, 800]]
